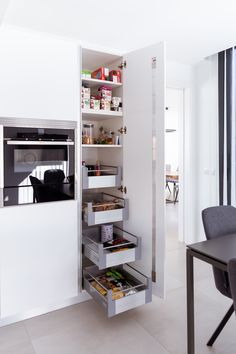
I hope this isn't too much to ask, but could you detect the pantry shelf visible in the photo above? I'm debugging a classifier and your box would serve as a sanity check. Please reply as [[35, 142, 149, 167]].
[[82, 144, 122, 148], [82, 109, 123, 121], [82, 78, 122, 88]]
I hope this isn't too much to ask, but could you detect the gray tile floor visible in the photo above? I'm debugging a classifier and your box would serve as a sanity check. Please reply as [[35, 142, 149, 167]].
[[0, 204, 235, 354]]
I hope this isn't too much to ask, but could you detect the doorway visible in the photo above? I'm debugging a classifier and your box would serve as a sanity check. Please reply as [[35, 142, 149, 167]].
[[165, 87, 184, 243]]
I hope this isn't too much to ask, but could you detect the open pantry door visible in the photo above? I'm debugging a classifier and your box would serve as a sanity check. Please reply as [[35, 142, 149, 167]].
[[122, 42, 166, 297]]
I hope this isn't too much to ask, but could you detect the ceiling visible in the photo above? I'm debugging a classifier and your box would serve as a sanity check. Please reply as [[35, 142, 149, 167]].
[[1, 0, 236, 64]]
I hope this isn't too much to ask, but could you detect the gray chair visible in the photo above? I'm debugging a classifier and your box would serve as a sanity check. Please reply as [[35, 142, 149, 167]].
[[202, 206, 236, 346], [228, 259, 236, 316]]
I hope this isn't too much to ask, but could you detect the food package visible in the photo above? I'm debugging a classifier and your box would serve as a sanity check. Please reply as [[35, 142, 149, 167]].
[[111, 97, 121, 111], [101, 224, 113, 243], [92, 201, 117, 212], [98, 86, 112, 101], [91, 67, 109, 81], [89, 268, 139, 300], [81, 86, 90, 99], [90, 96, 100, 111], [109, 70, 121, 83], [82, 98, 90, 110], [91, 281, 107, 296], [111, 288, 124, 300], [81, 70, 92, 79], [100, 98, 111, 111]]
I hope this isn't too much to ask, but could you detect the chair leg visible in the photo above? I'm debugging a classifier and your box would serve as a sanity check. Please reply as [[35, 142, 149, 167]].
[[207, 303, 234, 346], [174, 187, 179, 204], [166, 182, 171, 194]]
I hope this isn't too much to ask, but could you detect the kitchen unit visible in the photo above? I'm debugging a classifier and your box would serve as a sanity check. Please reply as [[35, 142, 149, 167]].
[[80, 44, 166, 316], [0, 28, 165, 325]]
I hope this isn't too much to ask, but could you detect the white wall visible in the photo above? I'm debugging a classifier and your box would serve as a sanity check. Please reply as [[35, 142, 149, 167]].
[[166, 60, 197, 244], [0, 26, 80, 121], [167, 58, 219, 244], [193, 56, 219, 241], [165, 88, 180, 172]]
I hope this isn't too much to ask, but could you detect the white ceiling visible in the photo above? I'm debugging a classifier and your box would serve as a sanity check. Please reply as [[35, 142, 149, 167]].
[[2, 0, 236, 64]]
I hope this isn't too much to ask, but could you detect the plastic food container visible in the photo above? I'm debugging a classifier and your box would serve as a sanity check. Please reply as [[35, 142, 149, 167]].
[[82, 123, 94, 144]]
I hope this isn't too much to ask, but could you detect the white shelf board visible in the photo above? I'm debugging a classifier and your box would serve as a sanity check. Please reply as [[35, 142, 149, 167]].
[[82, 144, 122, 148], [82, 109, 122, 121], [81, 77, 122, 88]]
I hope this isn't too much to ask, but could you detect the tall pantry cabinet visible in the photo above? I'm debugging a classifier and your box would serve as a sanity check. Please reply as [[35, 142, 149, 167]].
[[0, 29, 166, 323], [80, 43, 166, 317]]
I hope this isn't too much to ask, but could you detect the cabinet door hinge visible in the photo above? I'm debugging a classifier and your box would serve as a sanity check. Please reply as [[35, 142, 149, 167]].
[[118, 60, 126, 69], [118, 126, 127, 134], [118, 185, 127, 194]]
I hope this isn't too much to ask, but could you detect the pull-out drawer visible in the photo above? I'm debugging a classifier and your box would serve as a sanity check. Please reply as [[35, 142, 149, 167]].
[[83, 226, 141, 269], [82, 193, 129, 226], [83, 264, 152, 317], [82, 165, 122, 189]]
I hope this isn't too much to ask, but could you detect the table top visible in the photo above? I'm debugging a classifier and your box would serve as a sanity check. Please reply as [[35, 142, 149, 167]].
[[166, 173, 179, 181], [188, 233, 236, 265]]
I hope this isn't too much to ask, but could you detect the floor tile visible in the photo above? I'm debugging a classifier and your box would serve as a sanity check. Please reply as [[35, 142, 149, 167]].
[[32, 312, 170, 354], [0, 323, 30, 352], [0, 342, 35, 354]]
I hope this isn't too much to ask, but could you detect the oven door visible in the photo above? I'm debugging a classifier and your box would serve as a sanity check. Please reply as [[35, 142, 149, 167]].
[[3, 128, 75, 207]]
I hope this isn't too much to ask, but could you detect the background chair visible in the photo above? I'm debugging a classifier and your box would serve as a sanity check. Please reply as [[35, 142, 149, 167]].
[[30, 176, 49, 203], [202, 206, 236, 346], [44, 169, 65, 192], [30, 175, 71, 203]]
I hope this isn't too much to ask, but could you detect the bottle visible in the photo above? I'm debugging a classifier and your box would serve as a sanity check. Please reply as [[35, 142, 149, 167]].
[[95, 160, 101, 176]]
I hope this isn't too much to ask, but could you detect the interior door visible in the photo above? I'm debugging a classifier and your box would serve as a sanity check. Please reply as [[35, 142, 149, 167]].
[[123, 42, 166, 297]]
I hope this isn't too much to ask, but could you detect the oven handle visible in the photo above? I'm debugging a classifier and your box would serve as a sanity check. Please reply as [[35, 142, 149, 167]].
[[5, 140, 74, 146], [0, 125, 4, 207]]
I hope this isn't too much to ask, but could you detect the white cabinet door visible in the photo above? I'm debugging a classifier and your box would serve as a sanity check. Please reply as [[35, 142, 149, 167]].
[[123, 43, 166, 297], [0, 201, 78, 319], [0, 27, 80, 121]]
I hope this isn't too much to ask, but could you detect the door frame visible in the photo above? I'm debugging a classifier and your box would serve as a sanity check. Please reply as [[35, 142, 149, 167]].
[[166, 85, 190, 243]]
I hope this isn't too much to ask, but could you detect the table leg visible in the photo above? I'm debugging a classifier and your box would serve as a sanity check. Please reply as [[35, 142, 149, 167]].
[[187, 249, 194, 354]]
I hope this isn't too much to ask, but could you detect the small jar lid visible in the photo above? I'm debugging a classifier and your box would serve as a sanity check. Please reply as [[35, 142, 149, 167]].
[[83, 123, 94, 128]]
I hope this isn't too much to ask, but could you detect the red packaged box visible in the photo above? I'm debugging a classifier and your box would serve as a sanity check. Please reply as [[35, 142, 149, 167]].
[[91, 67, 109, 81], [109, 70, 121, 83]]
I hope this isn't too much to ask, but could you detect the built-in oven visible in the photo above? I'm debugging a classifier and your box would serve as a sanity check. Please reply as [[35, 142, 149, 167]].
[[1, 125, 76, 207]]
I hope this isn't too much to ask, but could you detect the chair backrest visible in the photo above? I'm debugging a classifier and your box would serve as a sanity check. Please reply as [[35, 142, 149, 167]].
[[202, 206, 236, 298], [228, 259, 236, 312], [29, 176, 43, 203], [44, 169, 65, 191], [30, 175, 55, 203]]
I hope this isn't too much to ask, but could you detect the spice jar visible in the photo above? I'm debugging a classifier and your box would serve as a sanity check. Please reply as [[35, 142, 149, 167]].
[[82, 123, 94, 144]]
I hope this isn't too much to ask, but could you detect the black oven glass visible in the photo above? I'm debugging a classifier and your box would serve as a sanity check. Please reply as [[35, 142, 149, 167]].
[[4, 127, 75, 206]]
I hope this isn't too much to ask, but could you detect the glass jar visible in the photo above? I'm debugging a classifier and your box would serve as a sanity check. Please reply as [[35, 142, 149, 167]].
[[82, 123, 94, 144]]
